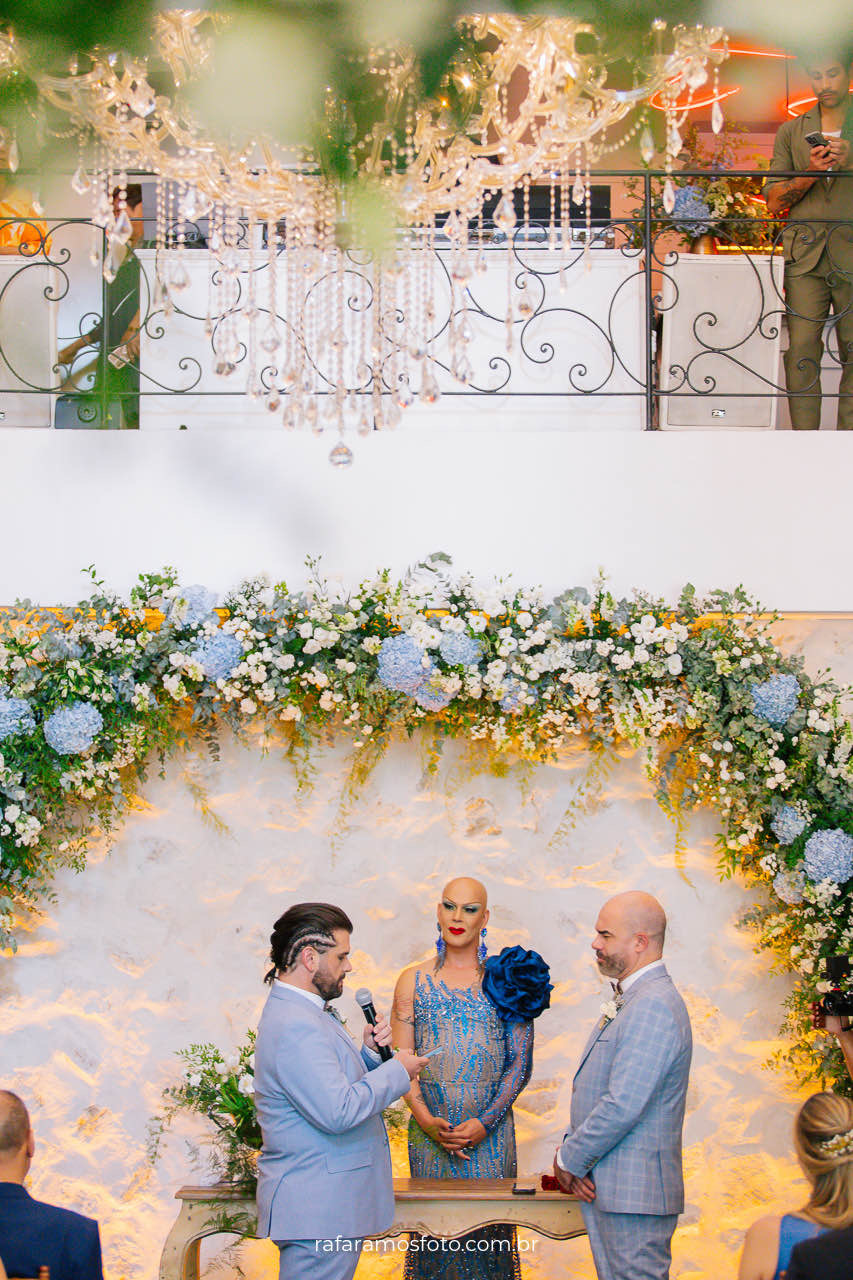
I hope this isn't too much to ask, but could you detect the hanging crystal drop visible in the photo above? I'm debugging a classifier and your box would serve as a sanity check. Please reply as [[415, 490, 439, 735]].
[[394, 385, 414, 409], [112, 208, 133, 244], [103, 237, 124, 283], [282, 403, 298, 430], [259, 322, 281, 353], [180, 187, 205, 221], [305, 397, 319, 430], [639, 126, 655, 166], [667, 123, 682, 158], [572, 176, 585, 206], [214, 357, 236, 377], [357, 411, 372, 436], [7, 138, 19, 173], [329, 440, 353, 468], [493, 194, 516, 234], [518, 293, 534, 320], [71, 164, 91, 195], [166, 261, 188, 292], [265, 387, 282, 413], [662, 178, 676, 216], [711, 98, 724, 135], [450, 254, 472, 282], [419, 377, 440, 405], [152, 275, 170, 312]]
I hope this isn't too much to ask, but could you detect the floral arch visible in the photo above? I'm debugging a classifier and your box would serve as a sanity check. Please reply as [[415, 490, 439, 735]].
[[1, 555, 851, 1090]]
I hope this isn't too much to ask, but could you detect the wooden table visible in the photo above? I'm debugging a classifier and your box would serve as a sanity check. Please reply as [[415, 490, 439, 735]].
[[158, 1178, 585, 1280]]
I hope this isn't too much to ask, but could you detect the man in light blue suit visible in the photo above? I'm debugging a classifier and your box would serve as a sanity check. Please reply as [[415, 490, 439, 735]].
[[554, 891, 692, 1280], [254, 901, 427, 1280]]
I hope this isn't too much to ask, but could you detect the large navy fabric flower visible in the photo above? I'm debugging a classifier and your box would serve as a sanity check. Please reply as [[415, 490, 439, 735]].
[[482, 945, 552, 1022]]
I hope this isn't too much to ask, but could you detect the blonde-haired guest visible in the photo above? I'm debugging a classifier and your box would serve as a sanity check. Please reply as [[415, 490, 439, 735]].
[[738, 1092, 853, 1280]]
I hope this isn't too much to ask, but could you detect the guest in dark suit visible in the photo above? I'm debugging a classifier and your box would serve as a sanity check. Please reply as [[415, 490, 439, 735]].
[[0, 1090, 104, 1280], [787, 1221, 853, 1279]]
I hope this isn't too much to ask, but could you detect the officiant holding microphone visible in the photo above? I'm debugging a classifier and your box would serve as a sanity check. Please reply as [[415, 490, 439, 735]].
[[254, 902, 428, 1280]]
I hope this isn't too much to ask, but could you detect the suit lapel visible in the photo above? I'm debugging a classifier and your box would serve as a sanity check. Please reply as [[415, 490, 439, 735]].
[[574, 966, 672, 1078]]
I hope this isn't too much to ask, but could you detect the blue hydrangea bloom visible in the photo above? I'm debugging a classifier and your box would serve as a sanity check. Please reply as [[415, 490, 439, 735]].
[[500, 678, 525, 713], [751, 674, 801, 726], [44, 701, 104, 755], [414, 677, 453, 712], [803, 828, 853, 884], [0, 696, 35, 742], [110, 670, 136, 704], [191, 632, 243, 680], [377, 635, 431, 694], [172, 585, 217, 627], [773, 866, 806, 905], [771, 806, 807, 846], [439, 632, 483, 667], [671, 185, 712, 237]]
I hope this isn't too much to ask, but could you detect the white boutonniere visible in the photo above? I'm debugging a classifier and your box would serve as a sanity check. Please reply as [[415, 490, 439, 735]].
[[599, 994, 624, 1028]]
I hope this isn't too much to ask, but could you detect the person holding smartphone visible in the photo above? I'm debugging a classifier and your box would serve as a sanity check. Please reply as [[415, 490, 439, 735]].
[[765, 48, 853, 430]]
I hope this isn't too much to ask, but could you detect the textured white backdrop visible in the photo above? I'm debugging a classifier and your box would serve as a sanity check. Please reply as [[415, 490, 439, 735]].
[[2, 619, 851, 1279]]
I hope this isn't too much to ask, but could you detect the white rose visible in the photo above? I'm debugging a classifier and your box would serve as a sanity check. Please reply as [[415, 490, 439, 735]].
[[238, 1074, 254, 1096], [4, 804, 20, 823], [298, 622, 313, 639], [666, 655, 682, 676], [303, 639, 322, 655], [240, 698, 257, 714], [280, 704, 302, 721], [319, 691, 335, 710]]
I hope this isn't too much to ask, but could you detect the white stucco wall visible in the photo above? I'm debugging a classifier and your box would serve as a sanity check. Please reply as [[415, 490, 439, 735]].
[[1, 429, 852, 610]]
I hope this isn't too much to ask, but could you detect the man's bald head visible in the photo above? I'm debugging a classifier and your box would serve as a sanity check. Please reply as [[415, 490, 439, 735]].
[[592, 892, 667, 981], [441, 876, 488, 907], [608, 892, 666, 947], [0, 1091, 30, 1166]]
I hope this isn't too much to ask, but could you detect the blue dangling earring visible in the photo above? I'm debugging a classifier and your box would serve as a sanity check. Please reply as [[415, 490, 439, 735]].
[[478, 927, 487, 966], [436, 922, 446, 961]]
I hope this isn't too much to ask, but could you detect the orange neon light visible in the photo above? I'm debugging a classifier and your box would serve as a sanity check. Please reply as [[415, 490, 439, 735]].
[[649, 85, 740, 113]]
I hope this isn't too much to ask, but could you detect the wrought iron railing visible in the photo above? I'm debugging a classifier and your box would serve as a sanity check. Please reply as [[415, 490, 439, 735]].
[[0, 168, 849, 431]]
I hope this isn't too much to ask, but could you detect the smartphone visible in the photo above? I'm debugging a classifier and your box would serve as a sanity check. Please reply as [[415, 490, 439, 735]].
[[805, 131, 829, 148], [511, 1180, 537, 1195]]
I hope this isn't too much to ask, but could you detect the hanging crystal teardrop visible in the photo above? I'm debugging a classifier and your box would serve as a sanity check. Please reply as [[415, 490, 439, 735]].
[[662, 178, 676, 215], [493, 194, 516, 233], [103, 237, 124, 283], [113, 208, 133, 243], [711, 98, 724, 135], [259, 323, 281, 353], [169, 263, 190, 292], [640, 126, 655, 166], [7, 138, 19, 173], [71, 164, 91, 195], [329, 440, 353, 467]]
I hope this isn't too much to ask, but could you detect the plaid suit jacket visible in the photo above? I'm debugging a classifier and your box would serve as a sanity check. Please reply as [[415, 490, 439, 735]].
[[558, 964, 692, 1215]]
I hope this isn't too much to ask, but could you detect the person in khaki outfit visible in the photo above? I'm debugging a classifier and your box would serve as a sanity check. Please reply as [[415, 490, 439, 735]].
[[766, 51, 853, 429]]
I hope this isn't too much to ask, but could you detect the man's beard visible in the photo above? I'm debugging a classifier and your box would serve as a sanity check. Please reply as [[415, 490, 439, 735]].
[[313, 970, 344, 1002], [595, 953, 626, 978]]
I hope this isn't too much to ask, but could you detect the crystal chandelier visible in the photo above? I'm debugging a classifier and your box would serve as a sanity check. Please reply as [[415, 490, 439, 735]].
[[0, 11, 728, 461]]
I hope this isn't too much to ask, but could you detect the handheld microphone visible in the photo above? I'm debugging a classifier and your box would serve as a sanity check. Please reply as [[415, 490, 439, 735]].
[[354, 987, 393, 1061]]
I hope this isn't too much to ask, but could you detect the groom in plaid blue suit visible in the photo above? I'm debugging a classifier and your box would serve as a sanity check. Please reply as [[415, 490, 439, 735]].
[[554, 892, 692, 1280]]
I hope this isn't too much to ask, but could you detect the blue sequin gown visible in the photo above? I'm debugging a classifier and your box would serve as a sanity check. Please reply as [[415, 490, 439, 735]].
[[405, 970, 534, 1280]]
